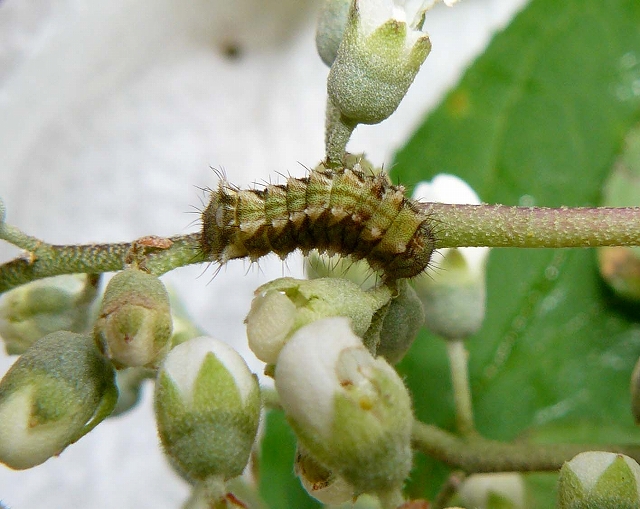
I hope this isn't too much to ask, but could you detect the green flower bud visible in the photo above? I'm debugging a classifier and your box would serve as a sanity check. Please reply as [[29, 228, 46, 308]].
[[154, 336, 261, 483], [316, 0, 351, 67], [412, 175, 489, 340], [295, 445, 355, 505], [375, 279, 424, 364], [0, 331, 117, 469], [275, 317, 413, 495], [245, 277, 391, 364], [94, 269, 172, 369], [0, 274, 100, 355], [458, 473, 525, 509], [557, 451, 640, 509], [327, 0, 432, 125]]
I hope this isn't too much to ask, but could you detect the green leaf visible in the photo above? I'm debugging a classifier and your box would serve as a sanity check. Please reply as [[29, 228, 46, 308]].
[[392, 0, 640, 502], [259, 410, 322, 509]]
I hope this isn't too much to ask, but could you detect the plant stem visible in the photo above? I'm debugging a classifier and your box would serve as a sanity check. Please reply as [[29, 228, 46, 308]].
[[0, 223, 44, 252], [422, 203, 640, 249], [430, 471, 466, 509], [0, 233, 205, 294], [325, 98, 356, 166], [446, 339, 476, 436], [3, 203, 640, 294], [411, 420, 640, 473]]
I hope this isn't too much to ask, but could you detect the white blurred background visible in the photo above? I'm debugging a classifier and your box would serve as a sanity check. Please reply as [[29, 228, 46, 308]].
[[0, 1, 528, 507]]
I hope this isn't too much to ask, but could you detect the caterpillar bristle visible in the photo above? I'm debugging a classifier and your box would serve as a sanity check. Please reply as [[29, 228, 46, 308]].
[[200, 166, 436, 282]]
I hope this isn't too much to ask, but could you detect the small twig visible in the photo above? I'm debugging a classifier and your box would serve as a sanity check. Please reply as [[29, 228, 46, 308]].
[[0, 233, 205, 294], [411, 420, 640, 473]]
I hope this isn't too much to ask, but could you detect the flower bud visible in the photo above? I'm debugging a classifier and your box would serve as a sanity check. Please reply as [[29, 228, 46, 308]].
[[412, 175, 489, 340], [557, 451, 640, 508], [245, 277, 391, 364], [306, 253, 376, 290], [458, 473, 525, 509], [154, 336, 261, 482], [0, 331, 118, 469], [316, 0, 351, 67], [295, 445, 355, 505], [327, 0, 432, 125], [94, 268, 172, 369], [0, 274, 100, 355], [275, 317, 413, 494], [375, 279, 425, 364]]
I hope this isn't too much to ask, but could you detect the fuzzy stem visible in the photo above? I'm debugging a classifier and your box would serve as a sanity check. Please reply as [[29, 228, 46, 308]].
[[325, 98, 357, 166], [423, 203, 640, 248], [446, 340, 476, 437], [0, 233, 205, 294], [2, 204, 640, 294], [411, 420, 640, 473], [0, 223, 45, 252]]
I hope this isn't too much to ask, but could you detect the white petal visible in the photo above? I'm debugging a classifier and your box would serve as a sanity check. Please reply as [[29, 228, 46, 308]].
[[275, 317, 362, 440], [163, 336, 255, 404], [412, 173, 481, 204]]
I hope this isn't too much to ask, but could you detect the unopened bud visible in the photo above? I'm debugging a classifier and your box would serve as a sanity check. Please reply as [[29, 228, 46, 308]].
[[94, 269, 172, 369], [275, 317, 413, 494], [245, 277, 391, 364], [557, 451, 640, 508], [155, 336, 261, 482], [412, 175, 489, 340], [375, 279, 424, 364], [0, 331, 117, 469], [295, 446, 355, 505], [316, 0, 351, 67], [327, 0, 432, 125], [0, 274, 100, 355], [458, 473, 525, 509]]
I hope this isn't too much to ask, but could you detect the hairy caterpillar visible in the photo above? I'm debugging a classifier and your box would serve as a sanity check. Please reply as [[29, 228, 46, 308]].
[[200, 165, 436, 282]]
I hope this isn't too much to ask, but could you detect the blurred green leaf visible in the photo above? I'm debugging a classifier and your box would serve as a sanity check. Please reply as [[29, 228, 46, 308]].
[[392, 0, 640, 503], [259, 410, 322, 509]]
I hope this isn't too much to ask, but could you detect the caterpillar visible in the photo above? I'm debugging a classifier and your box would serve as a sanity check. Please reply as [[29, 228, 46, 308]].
[[200, 165, 436, 282]]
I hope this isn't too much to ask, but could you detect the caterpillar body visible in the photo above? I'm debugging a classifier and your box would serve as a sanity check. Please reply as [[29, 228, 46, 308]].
[[200, 166, 436, 282]]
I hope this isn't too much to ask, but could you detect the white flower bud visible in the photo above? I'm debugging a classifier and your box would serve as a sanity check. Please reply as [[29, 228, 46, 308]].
[[557, 451, 640, 508], [327, 0, 433, 125], [0, 274, 100, 355], [458, 473, 525, 509], [155, 336, 261, 482], [94, 269, 172, 369], [295, 446, 355, 505], [275, 317, 413, 494], [245, 277, 391, 364], [412, 174, 489, 340], [0, 331, 117, 469]]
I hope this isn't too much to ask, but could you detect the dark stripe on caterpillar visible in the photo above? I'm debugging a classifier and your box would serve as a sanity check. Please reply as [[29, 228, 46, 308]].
[[200, 166, 436, 282]]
